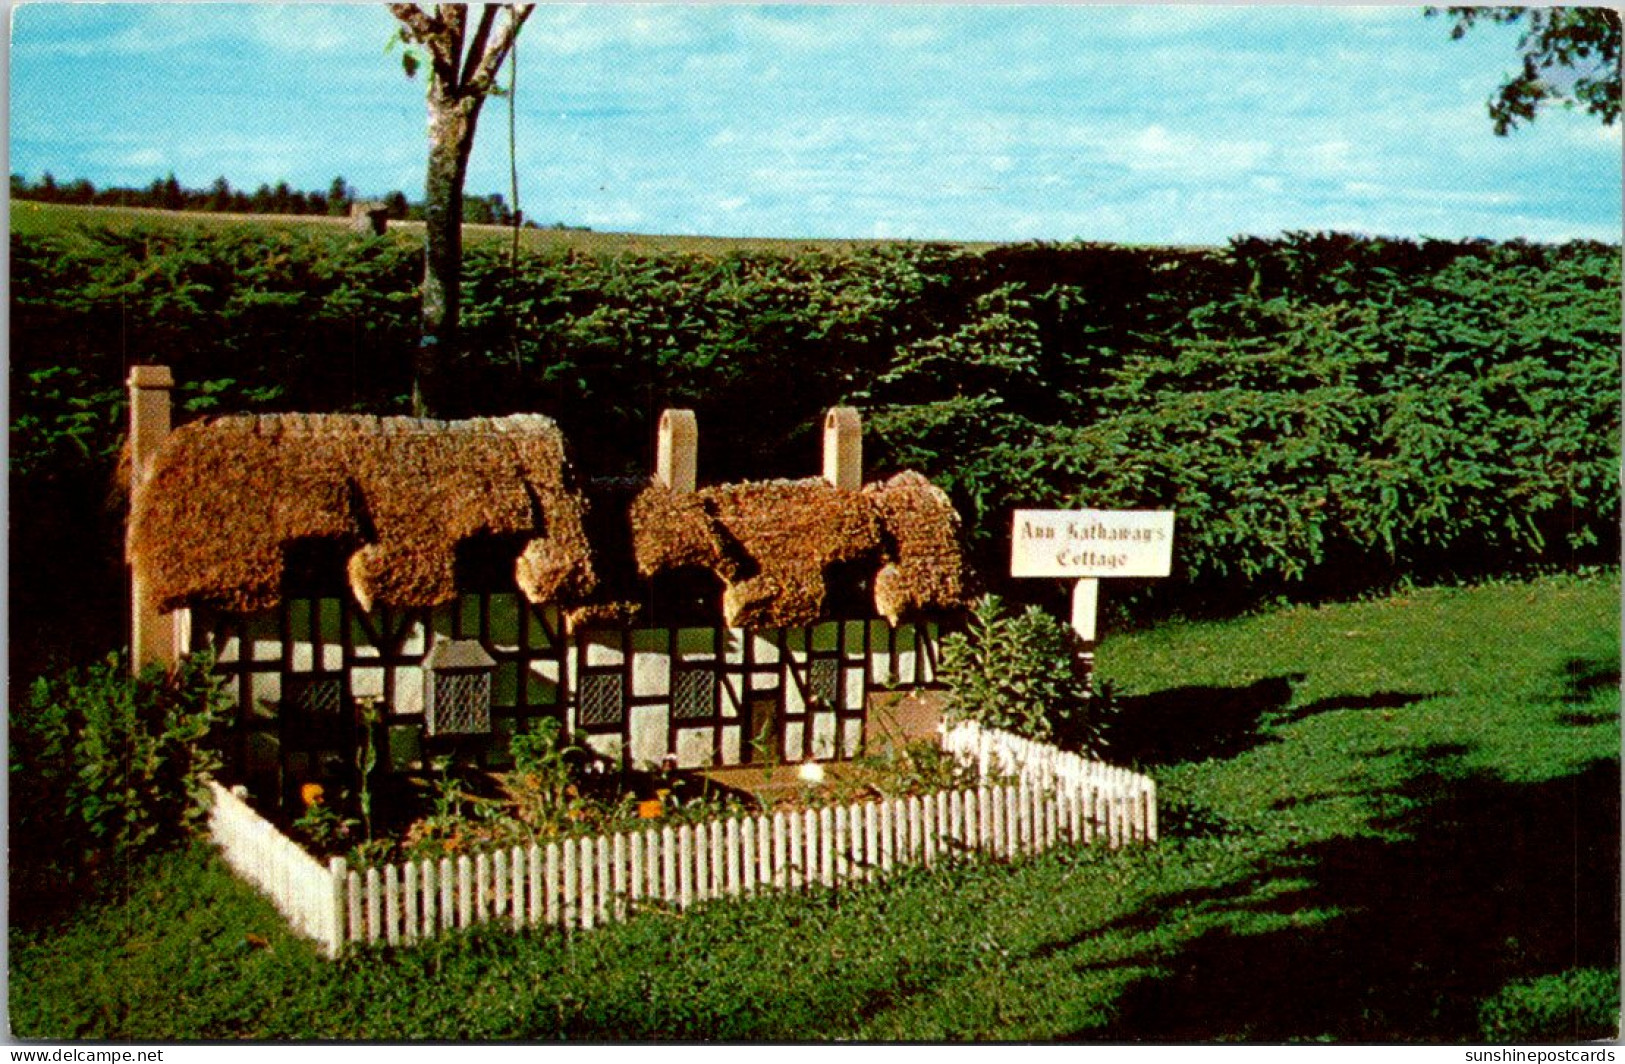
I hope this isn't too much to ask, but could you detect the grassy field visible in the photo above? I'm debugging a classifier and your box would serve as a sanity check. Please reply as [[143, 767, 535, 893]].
[[8, 199, 994, 256], [9, 572, 1619, 1041]]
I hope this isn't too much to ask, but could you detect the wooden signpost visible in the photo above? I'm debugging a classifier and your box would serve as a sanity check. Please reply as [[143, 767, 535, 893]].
[[1010, 509, 1176, 685]]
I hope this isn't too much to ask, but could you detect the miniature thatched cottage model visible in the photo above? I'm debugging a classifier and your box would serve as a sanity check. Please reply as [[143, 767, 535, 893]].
[[125, 367, 968, 804]]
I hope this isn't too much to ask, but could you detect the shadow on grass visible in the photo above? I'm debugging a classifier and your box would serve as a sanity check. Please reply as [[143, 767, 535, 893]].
[[1111, 675, 1302, 767], [1272, 690, 1437, 726], [1556, 655, 1621, 728], [1069, 752, 1621, 1042]]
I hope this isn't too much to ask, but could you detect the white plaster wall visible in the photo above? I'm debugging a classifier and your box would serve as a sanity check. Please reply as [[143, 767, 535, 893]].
[[585, 631, 624, 667], [722, 672, 744, 717], [631, 628, 670, 698], [629, 704, 669, 769], [843, 666, 865, 710], [867, 621, 891, 684], [586, 732, 624, 765], [400, 618, 427, 657], [676, 728, 713, 768], [842, 718, 863, 758], [250, 671, 281, 709], [351, 666, 385, 700], [811, 712, 836, 759], [895, 624, 917, 684], [392, 665, 424, 716]]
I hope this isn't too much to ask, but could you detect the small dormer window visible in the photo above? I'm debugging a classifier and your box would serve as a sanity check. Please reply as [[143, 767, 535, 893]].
[[423, 638, 496, 736]]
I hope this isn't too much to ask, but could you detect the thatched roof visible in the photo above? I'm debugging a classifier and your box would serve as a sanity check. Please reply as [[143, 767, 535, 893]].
[[629, 471, 967, 628], [130, 414, 968, 628], [127, 414, 597, 615]]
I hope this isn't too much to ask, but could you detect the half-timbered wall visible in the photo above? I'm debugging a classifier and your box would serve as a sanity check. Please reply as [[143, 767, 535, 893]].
[[195, 594, 942, 805], [568, 618, 939, 769]]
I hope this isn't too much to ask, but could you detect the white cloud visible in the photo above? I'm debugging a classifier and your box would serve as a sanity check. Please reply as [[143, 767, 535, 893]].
[[1112, 124, 1273, 178]]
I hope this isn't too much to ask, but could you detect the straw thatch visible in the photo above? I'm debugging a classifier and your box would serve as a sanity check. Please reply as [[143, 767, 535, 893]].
[[130, 412, 968, 629], [629, 472, 966, 628], [127, 413, 597, 615]]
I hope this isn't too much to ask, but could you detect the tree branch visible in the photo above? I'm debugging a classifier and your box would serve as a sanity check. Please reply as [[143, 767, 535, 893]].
[[387, 3, 437, 43], [461, 5, 500, 90], [437, 4, 468, 87], [467, 4, 535, 96]]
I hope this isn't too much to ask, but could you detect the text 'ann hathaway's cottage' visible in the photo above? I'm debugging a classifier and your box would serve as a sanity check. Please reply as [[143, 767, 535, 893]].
[[123, 367, 970, 808]]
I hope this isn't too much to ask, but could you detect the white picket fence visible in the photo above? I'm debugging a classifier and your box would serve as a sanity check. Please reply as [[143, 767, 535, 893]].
[[206, 725, 1156, 958], [207, 779, 345, 950]]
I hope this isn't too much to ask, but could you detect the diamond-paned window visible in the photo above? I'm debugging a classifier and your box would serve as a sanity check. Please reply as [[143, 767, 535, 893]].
[[427, 672, 491, 736], [424, 639, 496, 737], [577, 673, 626, 728], [288, 675, 344, 716], [809, 658, 840, 708], [672, 669, 716, 721]]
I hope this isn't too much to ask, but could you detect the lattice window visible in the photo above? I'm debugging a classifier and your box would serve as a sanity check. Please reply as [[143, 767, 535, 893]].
[[809, 658, 840, 709], [577, 672, 626, 728], [423, 638, 496, 737], [426, 671, 492, 736], [672, 669, 716, 721], [288, 675, 344, 716]]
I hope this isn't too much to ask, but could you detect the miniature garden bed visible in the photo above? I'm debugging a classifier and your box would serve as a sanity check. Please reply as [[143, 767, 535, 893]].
[[206, 722, 1158, 957]]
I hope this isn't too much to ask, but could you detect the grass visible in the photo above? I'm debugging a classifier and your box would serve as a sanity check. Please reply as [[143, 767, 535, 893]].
[[10, 572, 1619, 1041], [8, 200, 993, 257]]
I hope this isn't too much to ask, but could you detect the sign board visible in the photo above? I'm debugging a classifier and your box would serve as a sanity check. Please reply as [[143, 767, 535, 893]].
[[1010, 509, 1175, 579]]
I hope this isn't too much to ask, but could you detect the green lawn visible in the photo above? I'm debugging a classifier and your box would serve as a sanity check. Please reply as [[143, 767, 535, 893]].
[[10, 573, 1618, 1041]]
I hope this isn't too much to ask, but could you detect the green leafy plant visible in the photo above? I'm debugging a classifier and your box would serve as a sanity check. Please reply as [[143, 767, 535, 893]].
[[937, 595, 1114, 756], [504, 716, 586, 833], [292, 796, 357, 851], [749, 718, 781, 785], [354, 697, 383, 842], [12, 650, 232, 874], [1476, 968, 1621, 1042]]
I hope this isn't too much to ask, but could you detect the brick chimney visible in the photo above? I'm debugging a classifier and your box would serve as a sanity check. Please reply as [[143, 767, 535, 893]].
[[128, 365, 177, 671], [656, 409, 698, 492], [822, 407, 862, 490]]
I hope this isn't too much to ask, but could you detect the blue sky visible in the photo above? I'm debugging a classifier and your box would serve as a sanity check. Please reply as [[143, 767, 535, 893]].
[[9, 3, 1622, 243]]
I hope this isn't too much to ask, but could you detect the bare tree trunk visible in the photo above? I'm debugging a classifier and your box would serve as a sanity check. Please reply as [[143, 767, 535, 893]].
[[418, 89, 479, 417], [391, 3, 533, 418]]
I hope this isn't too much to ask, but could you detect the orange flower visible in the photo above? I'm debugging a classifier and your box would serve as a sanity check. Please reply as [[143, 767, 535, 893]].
[[300, 783, 325, 809], [637, 799, 664, 820]]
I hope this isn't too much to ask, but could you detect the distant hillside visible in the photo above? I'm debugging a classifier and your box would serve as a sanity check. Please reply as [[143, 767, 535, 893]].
[[9, 199, 1002, 257]]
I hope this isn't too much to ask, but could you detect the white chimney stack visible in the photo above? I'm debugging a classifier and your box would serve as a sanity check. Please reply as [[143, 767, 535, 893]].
[[822, 407, 862, 490], [656, 409, 698, 492], [128, 364, 177, 671]]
